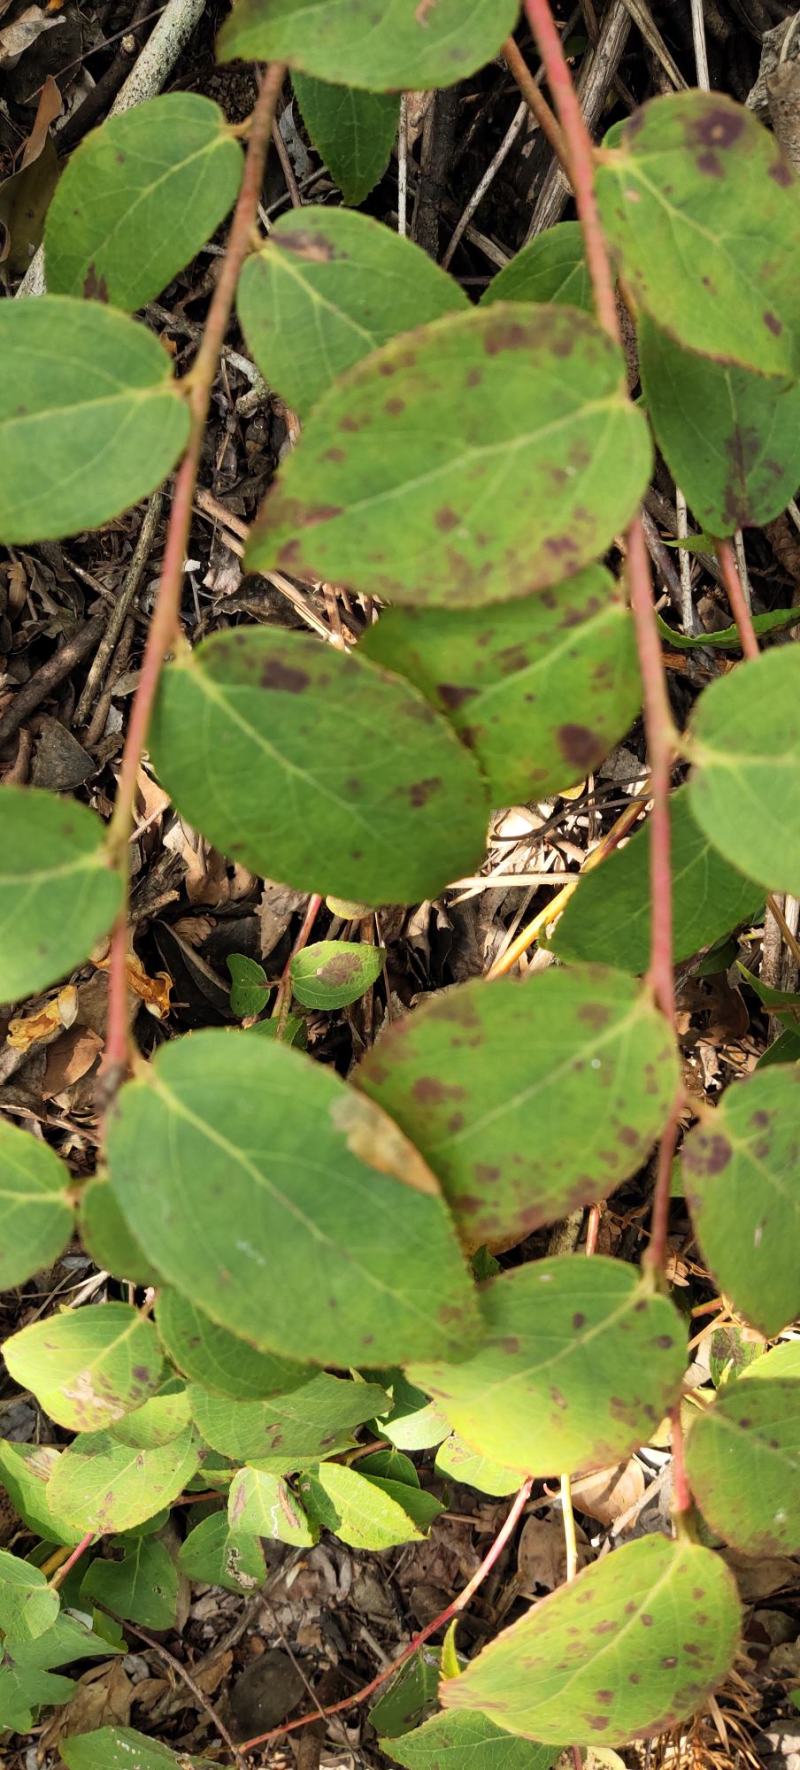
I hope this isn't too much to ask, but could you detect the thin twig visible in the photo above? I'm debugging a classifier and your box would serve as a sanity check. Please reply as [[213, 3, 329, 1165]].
[[716, 538, 759, 661], [560, 1473, 579, 1582], [502, 37, 570, 171], [95, 1605, 247, 1766], [441, 99, 528, 270], [74, 492, 162, 728], [397, 94, 408, 236]]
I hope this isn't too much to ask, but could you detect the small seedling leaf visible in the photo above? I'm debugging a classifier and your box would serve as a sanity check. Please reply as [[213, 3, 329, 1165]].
[[290, 939, 384, 1009], [293, 74, 398, 205], [227, 952, 270, 1018]]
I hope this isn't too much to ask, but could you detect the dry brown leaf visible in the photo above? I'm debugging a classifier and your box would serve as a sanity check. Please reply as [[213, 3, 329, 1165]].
[[40, 1657, 133, 1750], [0, 2, 63, 65], [517, 1513, 588, 1593], [724, 1548, 800, 1601], [7, 985, 77, 1050], [94, 950, 172, 1019], [42, 1025, 103, 1099], [570, 1458, 645, 1528]]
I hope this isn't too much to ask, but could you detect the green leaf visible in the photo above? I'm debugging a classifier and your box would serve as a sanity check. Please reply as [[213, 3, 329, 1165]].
[[359, 567, 641, 803], [737, 961, 800, 1026], [228, 1466, 318, 1544], [0, 1613, 121, 1733], [109, 1386, 192, 1449], [371, 1648, 441, 1738], [482, 222, 591, 312], [81, 1534, 179, 1628], [247, 1010, 308, 1048], [740, 1339, 800, 1382], [408, 1257, 685, 1477], [757, 1028, 800, 1069], [640, 315, 800, 534], [435, 1435, 520, 1498], [218, 0, 520, 92], [46, 1423, 199, 1535], [0, 1441, 82, 1547], [364, 1475, 444, 1535], [0, 786, 123, 1003], [550, 788, 763, 975], [656, 606, 799, 651], [3, 1301, 163, 1433], [156, 1289, 310, 1400], [355, 967, 678, 1251], [151, 628, 487, 906], [107, 1029, 480, 1366], [688, 645, 800, 894], [290, 939, 384, 1009], [78, 1178, 160, 1285], [63, 1728, 206, 1770], [0, 298, 189, 544], [376, 1371, 449, 1452], [682, 1066, 800, 1335], [293, 74, 397, 204], [357, 1448, 419, 1485], [298, 1461, 430, 1548], [383, 1711, 562, 1769], [227, 952, 271, 1018], [238, 205, 467, 420], [246, 303, 651, 607], [686, 1380, 800, 1554], [595, 92, 800, 377], [0, 1551, 58, 1645], [178, 1511, 266, 1593], [443, 1535, 741, 1745], [0, 1119, 73, 1288], [44, 95, 242, 312], [188, 1373, 388, 1465]]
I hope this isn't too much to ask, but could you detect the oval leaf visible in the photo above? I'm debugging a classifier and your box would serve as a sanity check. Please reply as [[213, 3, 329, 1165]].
[[3, 1301, 163, 1432], [293, 75, 398, 206], [218, 0, 520, 92], [435, 1434, 520, 1498], [298, 1461, 428, 1549], [687, 646, 800, 895], [0, 298, 189, 543], [290, 939, 384, 1009], [150, 628, 488, 906], [0, 1441, 83, 1548], [81, 1535, 179, 1629], [0, 1119, 73, 1289], [355, 967, 679, 1251], [44, 95, 242, 311], [46, 1424, 199, 1535], [482, 222, 591, 312], [155, 1288, 310, 1400], [107, 1029, 480, 1366], [685, 1379, 800, 1555], [408, 1258, 686, 1477], [0, 1552, 58, 1645], [682, 1066, 800, 1335], [178, 1511, 265, 1593], [359, 567, 640, 803], [63, 1730, 203, 1770], [0, 786, 123, 1003], [245, 303, 652, 608], [596, 92, 800, 377], [228, 1466, 318, 1544], [383, 1711, 562, 1769], [443, 1535, 741, 1746], [187, 1373, 388, 1465], [238, 205, 467, 419], [551, 787, 763, 975]]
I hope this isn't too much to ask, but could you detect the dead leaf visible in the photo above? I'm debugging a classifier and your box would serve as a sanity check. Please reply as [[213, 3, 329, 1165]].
[[0, 4, 63, 67], [725, 1548, 800, 1601], [330, 1090, 439, 1197], [517, 1513, 588, 1593], [93, 950, 172, 1019], [39, 1657, 133, 1750], [7, 985, 77, 1050], [42, 1025, 103, 1098], [570, 1458, 645, 1528]]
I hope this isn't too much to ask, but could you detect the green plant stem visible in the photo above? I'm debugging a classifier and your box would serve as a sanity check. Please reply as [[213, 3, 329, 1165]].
[[716, 537, 760, 661], [101, 60, 287, 1087], [239, 1475, 534, 1751]]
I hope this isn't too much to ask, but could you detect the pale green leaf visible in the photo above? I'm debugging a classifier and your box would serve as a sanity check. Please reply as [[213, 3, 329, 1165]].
[[107, 1030, 480, 1365], [246, 303, 651, 607], [0, 1551, 58, 1645], [383, 1710, 562, 1769], [682, 1066, 800, 1335], [0, 298, 189, 543], [377, 1371, 450, 1452], [109, 1386, 192, 1449], [45, 95, 242, 311], [298, 1461, 429, 1549], [238, 205, 467, 419], [357, 1448, 419, 1485], [178, 1511, 266, 1593], [46, 1423, 199, 1535], [685, 1379, 800, 1554], [443, 1536, 741, 1745], [409, 1258, 685, 1477], [81, 1534, 179, 1628], [688, 646, 800, 894], [0, 1441, 82, 1547], [359, 567, 640, 802], [228, 1466, 318, 1545], [151, 628, 488, 906], [188, 1373, 388, 1465], [435, 1434, 520, 1498], [0, 786, 123, 1003], [218, 0, 520, 92], [483, 222, 591, 312], [741, 1340, 800, 1382], [293, 75, 398, 204], [3, 1301, 163, 1432], [0, 1119, 73, 1288], [356, 967, 678, 1251], [290, 939, 384, 1009], [155, 1288, 310, 1401], [78, 1178, 160, 1286]]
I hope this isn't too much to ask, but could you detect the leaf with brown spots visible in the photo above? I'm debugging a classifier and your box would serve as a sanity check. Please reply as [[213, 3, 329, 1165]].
[[3, 1303, 163, 1434], [382, 1708, 562, 1768], [407, 1257, 686, 1476], [218, 0, 519, 91], [291, 939, 385, 1009], [355, 966, 678, 1250], [359, 566, 641, 801], [687, 646, 800, 895], [686, 1379, 800, 1556], [46, 1423, 199, 1537], [187, 1373, 388, 1467], [596, 92, 800, 377], [442, 1535, 741, 1746], [681, 1067, 800, 1335], [245, 303, 651, 607]]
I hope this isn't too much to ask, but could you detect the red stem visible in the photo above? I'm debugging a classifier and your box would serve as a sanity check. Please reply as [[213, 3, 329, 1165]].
[[668, 1403, 692, 1516], [48, 1530, 94, 1591], [239, 1476, 533, 1751], [716, 538, 759, 661]]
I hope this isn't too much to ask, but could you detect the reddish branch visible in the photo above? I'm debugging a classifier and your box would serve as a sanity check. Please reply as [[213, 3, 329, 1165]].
[[716, 538, 760, 661]]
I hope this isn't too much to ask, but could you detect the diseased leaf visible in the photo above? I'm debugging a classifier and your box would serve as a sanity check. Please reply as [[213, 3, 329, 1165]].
[[81, 1534, 179, 1628], [151, 628, 488, 907], [383, 1710, 562, 1769], [435, 1435, 520, 1498], [0, 1442, 81, 1547], [107, 1030, 480, 1366], [359, 567, 641, 803], [640, 315, 800, 534], [682, 1067, 800, 1335], [238, 206, 467, 419], [156, 1289, 310, 1400], [0, 786, 123, 1003], [0, 1119, 73, 1289], [408, 1258, 685, 1477], [685, 1380, 800, 1555], [596, 92, 800, 377], [0, 1551, 58, 1645], [3, 1301, 163, 1433], [188, 1374, 388, 1466], [46, 1423, 199, 1535], [44, 95, 242, 311], [293, 74, 397, 204], [109, 1386, 192, 1449], [290, 939, 384, 1009], [687, 646, 800, 894], [228, 1466, 318, 1545], [551, 788, 763, 975], [443, 1536, 741, 1745], [218, 0, 520, 92], [355, 968, 678, 1251], [78, 1178, 160, 1286], [298, 1461, 434, 1549], [0, 298, 189, 543], [483, 222, 591, 312], [178, 1511, 266, 1593], [245, 304, 652, 608]]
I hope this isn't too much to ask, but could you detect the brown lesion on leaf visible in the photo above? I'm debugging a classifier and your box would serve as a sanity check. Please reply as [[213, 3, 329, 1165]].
[[278, 230, 338, 262], [259, 658, 310, 693], [407, 777, 441, 807], [83, 263, 109, 302], [436, 681, 476, 710], [435, 506, 460, 532], [683, 1130, 732, 1176], [557, 722, 603, 770]]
